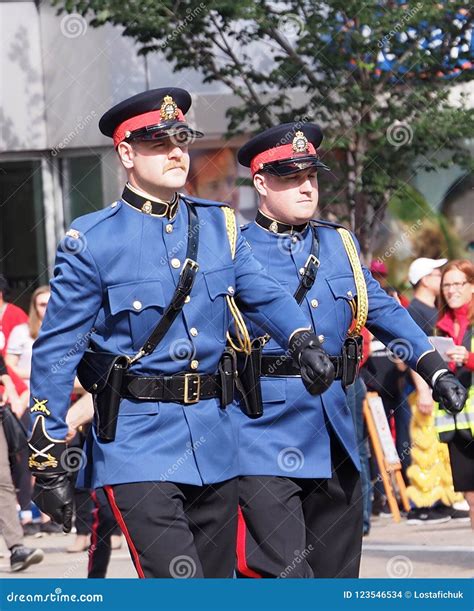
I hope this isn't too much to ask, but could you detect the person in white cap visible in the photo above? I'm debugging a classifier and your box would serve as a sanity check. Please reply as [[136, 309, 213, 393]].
[[408, 258, 447, 335]]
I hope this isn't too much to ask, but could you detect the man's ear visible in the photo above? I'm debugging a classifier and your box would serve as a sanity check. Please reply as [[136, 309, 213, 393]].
[[253, 172, 267, 197], [117, 142, 135, 169]]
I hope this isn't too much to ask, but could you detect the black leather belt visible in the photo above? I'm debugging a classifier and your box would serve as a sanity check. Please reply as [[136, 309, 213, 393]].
[[260, 355, 344, 380], [121, 372, 222, 404]]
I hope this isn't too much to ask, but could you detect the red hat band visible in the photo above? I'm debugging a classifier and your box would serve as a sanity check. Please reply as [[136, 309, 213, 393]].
[[250, 141, 317, 176], [113, 108, 186, 148]]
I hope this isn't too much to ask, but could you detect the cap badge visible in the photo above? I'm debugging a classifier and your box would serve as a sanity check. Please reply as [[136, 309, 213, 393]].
[[292, 131, 309, 154], [269, 221, 279, 233], [160, 95, 179, 121]]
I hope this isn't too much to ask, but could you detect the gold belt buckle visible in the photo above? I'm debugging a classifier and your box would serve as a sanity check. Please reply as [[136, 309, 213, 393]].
[[184, 373, 201, 404]]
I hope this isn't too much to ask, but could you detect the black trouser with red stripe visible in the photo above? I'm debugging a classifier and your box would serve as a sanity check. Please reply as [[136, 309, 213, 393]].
[[104, 478, 238, 578], [236, 434, 363, 578], [87, 488, 116, 578]]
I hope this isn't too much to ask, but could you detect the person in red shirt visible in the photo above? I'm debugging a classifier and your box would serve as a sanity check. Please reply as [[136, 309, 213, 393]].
[[0, 276, 28, 398]]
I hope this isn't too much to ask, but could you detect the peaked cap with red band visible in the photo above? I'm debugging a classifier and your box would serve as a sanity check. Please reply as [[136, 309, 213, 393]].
[[238, 122, 329, 176], [99, 87, 204, 148]]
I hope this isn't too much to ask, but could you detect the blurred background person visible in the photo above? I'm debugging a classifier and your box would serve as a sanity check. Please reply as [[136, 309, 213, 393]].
[[0, 353, 44, 571], [434, 259, 474, 528], [186, 147, 239, 211], [405, 258, 467, 525]]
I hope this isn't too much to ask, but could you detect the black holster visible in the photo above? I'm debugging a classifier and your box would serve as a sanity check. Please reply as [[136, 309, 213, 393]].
[[218, 348, 236, 408], [235, 346, 264, 419], [341, 335, 363, 389], [77, 348, 129, 442]]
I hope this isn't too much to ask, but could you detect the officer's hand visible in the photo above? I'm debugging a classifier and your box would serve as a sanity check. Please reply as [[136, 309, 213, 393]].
[[33, 474, 74, 533], [290, 330, 335, 395], [433, 373, 467, 415]]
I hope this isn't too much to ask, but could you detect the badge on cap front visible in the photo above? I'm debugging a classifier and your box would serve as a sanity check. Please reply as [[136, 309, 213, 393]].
[[160, 95, 179, 121], [292, 131, 309, 154]]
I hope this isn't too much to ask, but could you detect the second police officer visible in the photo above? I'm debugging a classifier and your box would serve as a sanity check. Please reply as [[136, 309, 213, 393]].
[[230, 122, 467, 578], [26, 90, 335, 578]]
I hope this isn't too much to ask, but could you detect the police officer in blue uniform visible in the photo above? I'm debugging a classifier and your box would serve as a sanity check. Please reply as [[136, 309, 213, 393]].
[[26, 90, 335, 578], [230, 122, 467, 578]]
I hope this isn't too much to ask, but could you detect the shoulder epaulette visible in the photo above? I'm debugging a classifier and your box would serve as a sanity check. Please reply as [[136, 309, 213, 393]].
[[70, 201, 122, 236], [180, 194, 230, 208], [312, 218, 349, 231]]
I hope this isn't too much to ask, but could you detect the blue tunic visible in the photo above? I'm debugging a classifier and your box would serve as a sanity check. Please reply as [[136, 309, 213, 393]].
[[229, 220, 435, 478], [28, 195, 312, 488]]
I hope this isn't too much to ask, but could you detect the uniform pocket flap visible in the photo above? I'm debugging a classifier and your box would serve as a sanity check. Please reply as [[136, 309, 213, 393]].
[[326, 274, 357, 301], [203, 265, 235, 301], [108, 280, 166, 315], [118, 398, 159, 416]]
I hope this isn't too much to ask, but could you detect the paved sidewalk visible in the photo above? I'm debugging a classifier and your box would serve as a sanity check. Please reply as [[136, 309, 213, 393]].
[[1, 515, 472, 579]]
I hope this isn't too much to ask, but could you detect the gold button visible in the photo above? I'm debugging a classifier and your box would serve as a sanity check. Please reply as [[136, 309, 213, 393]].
[[299, 268, 305, 275], [190, 327, 198, 337], [291, 236, 298, 244], [227, 286, 235, 296], [171, 258, 181, 269], [111, 202, 118, 208], [311, 299, 319, 308], [318, 334, 325, 343], [190, 359, 199, 370], [165, 224, 173, 233], [184, 295, 191, 304], [347, 290, 353, 298], [132, 300, 142, 310]]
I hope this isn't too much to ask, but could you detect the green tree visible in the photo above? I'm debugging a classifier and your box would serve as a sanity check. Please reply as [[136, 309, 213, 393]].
[[56, 0, 474, 256]]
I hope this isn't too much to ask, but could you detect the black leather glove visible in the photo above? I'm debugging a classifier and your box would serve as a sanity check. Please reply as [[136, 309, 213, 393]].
[[33, 474, 74, 533], [290, 330, 335, 395], [28, 415, 75, 533], [433, 372, 467, 415]]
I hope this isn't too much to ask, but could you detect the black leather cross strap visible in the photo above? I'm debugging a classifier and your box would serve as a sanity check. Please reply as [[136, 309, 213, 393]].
[[121, 372, 222, 404], [293, 223, 320, 304], [137, 201, 199, 358]]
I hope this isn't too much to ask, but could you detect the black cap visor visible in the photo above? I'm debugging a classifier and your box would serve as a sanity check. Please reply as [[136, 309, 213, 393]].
[[260, 155, 330, 176], [126, 121, 204, 144]]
